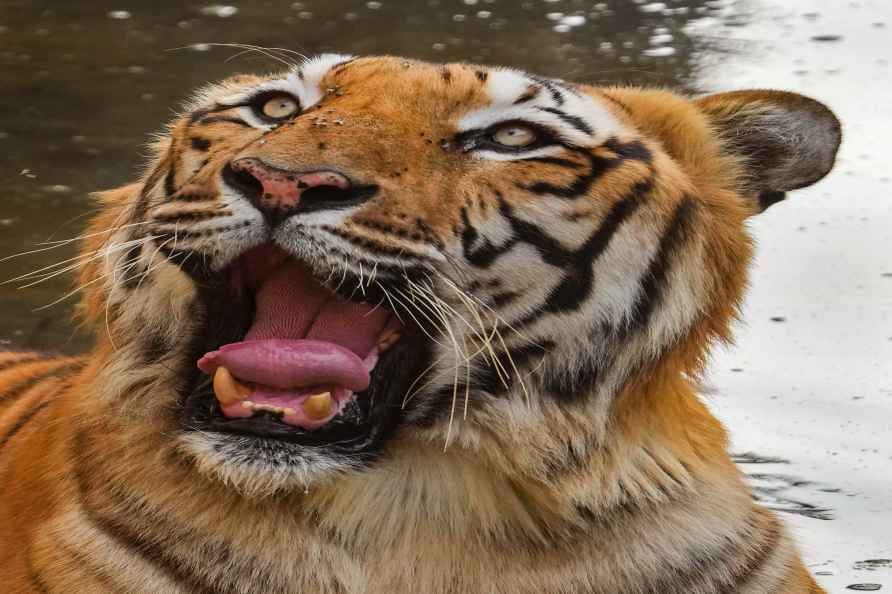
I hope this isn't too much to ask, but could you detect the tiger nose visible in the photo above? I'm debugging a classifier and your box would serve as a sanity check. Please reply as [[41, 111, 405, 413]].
[[228, 157, 352, 217]]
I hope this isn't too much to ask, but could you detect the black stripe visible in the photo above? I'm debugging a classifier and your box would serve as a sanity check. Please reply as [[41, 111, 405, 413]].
[[413, 339, 556, 426], [542, 434, 602, 480], [530, 76, 565, 105], [441, 66, 452, 83], [27, 555, 54, 594], [140, 326, 174, 365], [717, 513, 783, 593], [151, 209, 229, 224], [513, 85, 539, 105], [132, 154, 171, 222], [321, 225, 437, 262], [537, 107, 594, 136], [496, 197, 575, 266], [72, 432, 223, 594], [196, 115, 251, 128], [172, 193, 217, 203], [596, 91, 632, 114], [0, 360, 84, 403], [331, 57, 357, 74], [523, 156, 583, 169], [153, 220, 251, 239], [491, 290, 519, 309], [351, 218, 428, 243], [0, 399, 51, 454], [541, 182, 650, 313], [668, 512, 781, 594], [475, 70, 488, 82], [626, 197, 697, 331], [61, 543, 124, 593], [121, 243, 144, 290], [519, 140, 652, 199], [516, 180, 650, 323], [190, 136, 211, 152], [463, 176, 651, 276], [163, 156, 177, 198], [0, 354, 44, 373], [187, 102, 244, 123], [607, 137, 653, 162], [79, 505, 220, 594]]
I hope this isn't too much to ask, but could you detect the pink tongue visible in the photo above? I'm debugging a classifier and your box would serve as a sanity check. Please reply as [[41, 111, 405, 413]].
[[198, 260, 390, 390], [246, 260, 386, 354]]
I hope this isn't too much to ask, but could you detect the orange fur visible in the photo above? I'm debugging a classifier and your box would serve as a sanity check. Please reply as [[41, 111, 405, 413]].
[[0, 56, 840, 593]]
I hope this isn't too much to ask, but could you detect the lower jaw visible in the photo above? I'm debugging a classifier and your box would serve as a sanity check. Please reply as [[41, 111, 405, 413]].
[[173, 268, 434, 451], [178, 323, 432, 451]]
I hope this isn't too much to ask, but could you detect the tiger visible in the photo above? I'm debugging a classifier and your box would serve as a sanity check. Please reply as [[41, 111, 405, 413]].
[[0, 54, 840, 593]]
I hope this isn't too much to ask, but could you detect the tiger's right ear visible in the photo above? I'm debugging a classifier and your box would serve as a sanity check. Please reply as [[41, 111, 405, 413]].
[[695, 90, 842, 212]]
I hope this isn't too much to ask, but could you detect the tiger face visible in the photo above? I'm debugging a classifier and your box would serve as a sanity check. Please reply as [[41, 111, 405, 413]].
[[78, 55, 840, 493]]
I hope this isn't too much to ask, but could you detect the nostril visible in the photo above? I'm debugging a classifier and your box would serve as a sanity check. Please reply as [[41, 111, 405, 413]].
[[297, 183, 380, 213], [222, 163, 263, 202], [299, 184, 352, 207]]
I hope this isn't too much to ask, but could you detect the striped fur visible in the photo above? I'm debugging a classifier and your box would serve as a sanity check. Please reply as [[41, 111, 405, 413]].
[[0, 55, 839, 592]]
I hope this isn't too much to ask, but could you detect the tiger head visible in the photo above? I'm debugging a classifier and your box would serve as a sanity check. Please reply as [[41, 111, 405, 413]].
[[76, 55, 840, 494]]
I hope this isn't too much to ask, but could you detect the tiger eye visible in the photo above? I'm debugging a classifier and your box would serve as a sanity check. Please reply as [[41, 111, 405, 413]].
[[261, 95, 299, 119], [492, 125, 537, 148]]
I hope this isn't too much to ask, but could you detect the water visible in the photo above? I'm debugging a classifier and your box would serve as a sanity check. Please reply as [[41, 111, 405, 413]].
[[0, 0, 733, 352], [1, 0, 890, 590]]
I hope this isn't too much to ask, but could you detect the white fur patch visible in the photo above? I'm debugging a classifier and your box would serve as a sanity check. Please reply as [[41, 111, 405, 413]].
[[459, 67, 624, 158], [206, 53, 355, 130]]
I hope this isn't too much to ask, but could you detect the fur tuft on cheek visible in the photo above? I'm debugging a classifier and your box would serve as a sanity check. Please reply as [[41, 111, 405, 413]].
[[75, 184, 143, 329]]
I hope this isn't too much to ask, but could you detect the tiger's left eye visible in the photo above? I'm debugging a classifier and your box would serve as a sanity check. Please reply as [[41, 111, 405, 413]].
[[491, 124, 537, 148], [260, 95, 299, 120]]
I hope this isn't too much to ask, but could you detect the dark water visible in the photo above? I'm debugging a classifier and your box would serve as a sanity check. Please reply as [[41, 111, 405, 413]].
[[0, 0, 738, 352]]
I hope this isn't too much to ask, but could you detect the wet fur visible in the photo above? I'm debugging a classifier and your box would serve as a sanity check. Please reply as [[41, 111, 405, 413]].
[[0, 56, 839, 593]]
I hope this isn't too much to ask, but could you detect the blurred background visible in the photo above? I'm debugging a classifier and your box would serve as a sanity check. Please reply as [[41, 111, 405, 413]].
[[1, 0, 890, 590]]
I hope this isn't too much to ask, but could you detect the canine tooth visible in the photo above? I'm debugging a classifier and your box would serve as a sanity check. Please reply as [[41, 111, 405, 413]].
[[214, 367, 252, 406], [303, 392, 333, 420], [242, 401, 255, 409], [284, 407, 296, 416]]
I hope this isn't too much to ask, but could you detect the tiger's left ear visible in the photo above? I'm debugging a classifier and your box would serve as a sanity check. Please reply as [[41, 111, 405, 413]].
[[695, 90, 842, 212]]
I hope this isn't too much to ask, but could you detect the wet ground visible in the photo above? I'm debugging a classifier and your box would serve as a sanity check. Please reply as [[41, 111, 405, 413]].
[[1, 0, 890, 590]]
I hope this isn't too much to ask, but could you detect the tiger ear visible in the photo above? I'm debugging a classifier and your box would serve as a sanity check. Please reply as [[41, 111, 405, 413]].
[[695, 90, 841, 212]]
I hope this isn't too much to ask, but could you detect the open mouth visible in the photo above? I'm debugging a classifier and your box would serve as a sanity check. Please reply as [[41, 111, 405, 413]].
[[180, 245, 427, 449]]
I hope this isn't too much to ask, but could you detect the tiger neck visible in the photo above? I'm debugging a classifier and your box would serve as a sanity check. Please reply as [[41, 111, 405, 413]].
[[304, 368, 749, 550]]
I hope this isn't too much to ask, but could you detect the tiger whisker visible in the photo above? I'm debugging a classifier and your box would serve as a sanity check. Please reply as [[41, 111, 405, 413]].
[[435, 270, 543, 348], [33, 269, 116, 311], [402, 280, 477, 447], [3, 240, 136, 284], [168, 43, 297, 69], [401, 356, 449, 408], [9, 236, 159, 289], [1, 221, 150, 261], [386, 287, 449, 349], [375, 282, 405, 325], [427, 275, 512, 389], [133, 236, 178, 292]]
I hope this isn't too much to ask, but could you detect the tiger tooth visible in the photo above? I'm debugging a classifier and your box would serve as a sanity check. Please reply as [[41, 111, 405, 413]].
[[242, 401, 255, 410], [213, 367, 252, 406], [303, 392, 333, 420]]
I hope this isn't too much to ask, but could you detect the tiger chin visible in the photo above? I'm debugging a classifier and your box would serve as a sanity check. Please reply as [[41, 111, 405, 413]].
[[0, 55, 839, 593]]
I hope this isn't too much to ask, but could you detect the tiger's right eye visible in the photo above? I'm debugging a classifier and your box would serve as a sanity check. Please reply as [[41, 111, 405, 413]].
[[491, 124, 538, 148], [260, 95, 299, 120]]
